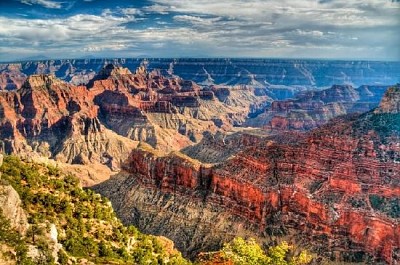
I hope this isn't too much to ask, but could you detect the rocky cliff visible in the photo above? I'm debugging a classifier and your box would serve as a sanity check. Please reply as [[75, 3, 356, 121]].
[[245, 84, 389, 131], [375, 85, 400, 114], [93, 86, 400, 264], [90, 64, 268, 152], [0, 73, 139, 183], [0, 64, 269, 183]]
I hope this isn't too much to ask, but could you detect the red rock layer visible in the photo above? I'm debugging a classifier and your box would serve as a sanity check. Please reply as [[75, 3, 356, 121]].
[[122, 107, 400, 263], [260, 84, 388, 131]]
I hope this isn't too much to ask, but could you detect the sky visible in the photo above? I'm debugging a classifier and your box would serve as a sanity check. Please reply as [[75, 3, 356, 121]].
[[0, 0, 399, 61]]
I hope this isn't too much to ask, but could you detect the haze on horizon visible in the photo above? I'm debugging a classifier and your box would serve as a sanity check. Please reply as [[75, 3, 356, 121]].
[[0, 0, 399, 62]]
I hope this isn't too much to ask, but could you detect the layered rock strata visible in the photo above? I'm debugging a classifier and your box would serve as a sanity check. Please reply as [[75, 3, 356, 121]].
[[246, 84, 389, 130], [94, 86, 400, 264]]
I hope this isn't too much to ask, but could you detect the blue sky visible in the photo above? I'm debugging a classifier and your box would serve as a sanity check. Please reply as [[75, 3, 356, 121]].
[[0, 0, 399, 61]]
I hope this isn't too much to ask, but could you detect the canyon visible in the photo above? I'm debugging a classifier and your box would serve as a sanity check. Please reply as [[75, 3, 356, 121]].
[[246, 84, 389, 130], [0, 63, 268, 182], [1, 59, 399, 90], [94, 85, 400, 264], [0, 59, 399, 264]]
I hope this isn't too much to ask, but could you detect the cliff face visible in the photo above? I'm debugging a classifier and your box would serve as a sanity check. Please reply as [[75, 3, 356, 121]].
[[93, 86, 400, 264], [0, 185, 29, 235], [0, 64, 269, 182], [0, 73, 139, 181], [89, 64, 269, 152], [245, 84, 389, 130], [375, 86, 400, 114]]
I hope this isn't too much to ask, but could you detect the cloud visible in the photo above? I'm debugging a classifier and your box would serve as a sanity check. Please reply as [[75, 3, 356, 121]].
[[20, 0, 63, 9], [121, 8, 143, 16], [295, 29, 324, 37], [83, 43, 134, 52], [173, 15, 221, 26], [0, 0, 399, 61], [141, 0, 399, 59], [143, 4, 171, 14], [148, 0, 399, 27], [0, 13, 132, 42]]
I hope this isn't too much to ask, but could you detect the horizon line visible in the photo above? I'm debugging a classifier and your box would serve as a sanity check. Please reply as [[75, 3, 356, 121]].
[[1, 56, 400, 64]]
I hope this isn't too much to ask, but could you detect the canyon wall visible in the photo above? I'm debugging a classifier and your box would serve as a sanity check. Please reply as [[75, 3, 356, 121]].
[[94, 86, 400, 264], [245, 84, 389, 130], [0, 64, 269, 182]]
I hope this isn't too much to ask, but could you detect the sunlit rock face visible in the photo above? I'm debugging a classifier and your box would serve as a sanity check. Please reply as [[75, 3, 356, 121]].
[[94, 86, 400, 264], [375, 85, 400, 114], [0, 64, 268, 176], [1, 59, 399, 263]]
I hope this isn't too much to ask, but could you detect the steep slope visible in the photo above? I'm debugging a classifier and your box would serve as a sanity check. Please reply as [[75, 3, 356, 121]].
[[375, 85, 400, 114], [245, 84, 389, 130], [181, 130, 269, 164], [0, 156, 190, 265], [91, 64, 269, 152], [94, 85, 400, 264], [0, 74, 139, 183], [0, 65, 270, 183]]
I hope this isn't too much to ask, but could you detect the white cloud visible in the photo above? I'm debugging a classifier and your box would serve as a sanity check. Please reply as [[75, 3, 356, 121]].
[[83, 43, 133, 52], [173, 15, 221, 26], [0, 13, 132, 42], [143, 4, 172, 14], [148, 0, 399, 27], [296, 29, 324, 37], [20, 0, 63, 9], [121, 8, 143, 16], [0, 0, 399, 61]]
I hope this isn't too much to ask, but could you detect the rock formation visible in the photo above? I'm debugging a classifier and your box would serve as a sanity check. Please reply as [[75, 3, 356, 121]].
[[94, 85, 400, 264], [0, 73, 139, 183], [375, 85, 400, 114], [245, 84, 389, 130], [0, 155, 29, 235], [0, 64, 269, 183], [1, 61, 399, 263]]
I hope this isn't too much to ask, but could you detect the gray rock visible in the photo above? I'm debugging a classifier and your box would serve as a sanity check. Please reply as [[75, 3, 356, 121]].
[[0, 185, 29, 235]]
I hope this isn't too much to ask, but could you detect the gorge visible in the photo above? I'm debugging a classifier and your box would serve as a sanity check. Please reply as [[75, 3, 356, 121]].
[[0, 59, 399, 264]]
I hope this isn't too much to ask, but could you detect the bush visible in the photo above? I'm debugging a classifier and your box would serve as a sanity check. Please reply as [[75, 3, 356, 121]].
[[1, 156, 191, 264], [222, 237, 312, 265]]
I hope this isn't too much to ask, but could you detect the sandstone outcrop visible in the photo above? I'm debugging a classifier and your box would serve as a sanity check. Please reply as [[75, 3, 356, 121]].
[[0, 73, 139, 182], [90, 64, 268, 151], [375, 85, 400, 114], [94, 86, 400, 264], [0, 185, 29, 235], [0, 64, 270, 183]]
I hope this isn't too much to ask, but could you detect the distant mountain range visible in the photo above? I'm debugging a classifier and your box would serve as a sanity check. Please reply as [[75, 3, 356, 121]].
[[1, 58, 399, 91]]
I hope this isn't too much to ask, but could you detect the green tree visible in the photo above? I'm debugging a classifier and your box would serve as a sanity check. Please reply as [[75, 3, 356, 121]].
[[222, 237, 271, 265], [222, 238, 312, 265]]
